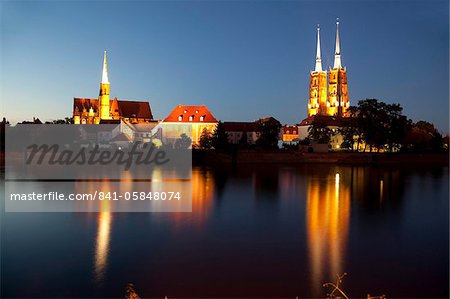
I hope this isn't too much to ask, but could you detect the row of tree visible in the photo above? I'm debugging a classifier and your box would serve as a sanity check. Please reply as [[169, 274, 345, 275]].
[[307, 99, 447, 152]]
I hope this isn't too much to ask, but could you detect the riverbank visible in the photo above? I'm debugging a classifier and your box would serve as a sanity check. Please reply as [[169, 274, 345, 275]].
[[193, 150, 449, 166], [1, 151, 448, 170]]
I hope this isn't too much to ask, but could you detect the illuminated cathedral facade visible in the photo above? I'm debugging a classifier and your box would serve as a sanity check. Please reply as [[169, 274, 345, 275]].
[[73, 51, 154, 124], [307, 20, 350, 118]]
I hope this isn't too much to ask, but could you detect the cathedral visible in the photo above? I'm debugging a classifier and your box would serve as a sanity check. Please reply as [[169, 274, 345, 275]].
[[307, 19, 350, 118], [73, 51, 154, 124]]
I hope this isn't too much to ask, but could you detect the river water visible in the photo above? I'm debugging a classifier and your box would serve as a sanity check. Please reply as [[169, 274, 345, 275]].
[[1, 164, 448, 298]]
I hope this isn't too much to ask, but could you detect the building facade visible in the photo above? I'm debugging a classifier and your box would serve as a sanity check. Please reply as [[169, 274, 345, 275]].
[[307, 20, 350, 118], [308, 26, 328, 117], [282, 125, 299, 142], [162, 105, 218, 146], [223, 122, 259, 145], [73, 51, 154, 125]]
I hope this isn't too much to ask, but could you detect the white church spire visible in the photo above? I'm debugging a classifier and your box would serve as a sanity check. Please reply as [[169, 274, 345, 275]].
[[314, 25, 323, 72], [333, 18, 342, 69], [101, 50, 109, 84]]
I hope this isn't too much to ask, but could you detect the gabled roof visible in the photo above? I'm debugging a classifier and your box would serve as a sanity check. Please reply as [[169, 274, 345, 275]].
[[73, 98, 153, 120], [163, 105, 218, 123], [116, 100, 153, 119], [257, 116, 280, 123], [74, 98, 99, 114]]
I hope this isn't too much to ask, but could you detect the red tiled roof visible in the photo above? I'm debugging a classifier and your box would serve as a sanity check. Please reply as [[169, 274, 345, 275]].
[[163, 105, 218, 123], [73, 98, 153, 119], [223, 121, 257, 132], [73, 98, 99, 113], [117, 100, 153, 119]]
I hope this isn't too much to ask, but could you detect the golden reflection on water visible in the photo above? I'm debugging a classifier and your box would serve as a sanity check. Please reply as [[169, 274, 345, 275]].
[[191, 169, 214, 220], [94, 180, 112, 284], [168, 169, 215, 230], [94, 211, 112, 284], [306, 170, 350, 296], [75, 178, 114, 284]]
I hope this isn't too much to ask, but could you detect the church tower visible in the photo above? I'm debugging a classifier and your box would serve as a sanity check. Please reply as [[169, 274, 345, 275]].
[[308, 25, 328, 117], [327, 19, 350, 117], [99, 51, 111, 120]]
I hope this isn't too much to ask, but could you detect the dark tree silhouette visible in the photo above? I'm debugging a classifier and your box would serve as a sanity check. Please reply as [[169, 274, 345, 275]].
[[211, 121, 229, 150], [404, 120, 444, 152], [351, 99, 410, 152], [174, 133, 192, 149], [199, 128, 213, 149], [255, 117, 281, 149], [308, 117, 333, 144]]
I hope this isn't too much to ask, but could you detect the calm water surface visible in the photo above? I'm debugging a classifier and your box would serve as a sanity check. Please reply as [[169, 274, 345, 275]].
[[1, 165, 449, 298]]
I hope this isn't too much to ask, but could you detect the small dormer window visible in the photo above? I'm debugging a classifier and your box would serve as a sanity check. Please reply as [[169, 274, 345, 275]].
[[200, 115, 205, 121], [189, 115, 194, 121], [178, 115, 183, 121], [195, 110, 199, 114], [184, 109, 187, 113]]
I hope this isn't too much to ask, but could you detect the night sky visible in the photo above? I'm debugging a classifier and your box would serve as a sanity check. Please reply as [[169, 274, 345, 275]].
[[1, 0, 448, 132]]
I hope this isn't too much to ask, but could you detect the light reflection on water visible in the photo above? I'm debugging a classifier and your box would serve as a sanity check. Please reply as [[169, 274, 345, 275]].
[[94, 211, 112, 284], [306, 171, 350, 295]]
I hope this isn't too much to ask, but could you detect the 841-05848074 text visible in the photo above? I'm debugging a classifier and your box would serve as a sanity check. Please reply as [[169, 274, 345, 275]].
[[98, 191, 181, 201]]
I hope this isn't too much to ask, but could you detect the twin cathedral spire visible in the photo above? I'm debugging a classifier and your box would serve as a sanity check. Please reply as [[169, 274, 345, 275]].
[[308, 19, 349, 117]]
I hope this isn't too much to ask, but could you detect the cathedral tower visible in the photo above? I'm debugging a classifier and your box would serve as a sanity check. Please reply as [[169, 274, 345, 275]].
[[327, 19, 350, 117], [308, 25, 328, 117], [99, 51, 111, 120]]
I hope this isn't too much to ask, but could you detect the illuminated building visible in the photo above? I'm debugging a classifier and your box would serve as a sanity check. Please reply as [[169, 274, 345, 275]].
[[73, 51, 154, 125], [307, 20, 350, 118], [300, 20, 351, 149], [162, 105, 218, 146], [282, 125, 299, 142], [327, 19, 350, 117], [307, 25, 328, 117]]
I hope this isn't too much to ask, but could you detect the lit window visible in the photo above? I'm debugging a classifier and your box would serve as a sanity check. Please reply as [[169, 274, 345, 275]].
[[178, 115, 183, 121], [200, 115, 205, 121], [189, 115, 194, 121]]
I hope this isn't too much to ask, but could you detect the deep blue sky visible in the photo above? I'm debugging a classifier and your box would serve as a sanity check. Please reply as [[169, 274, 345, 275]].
[[1, 0, 448, 132]]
